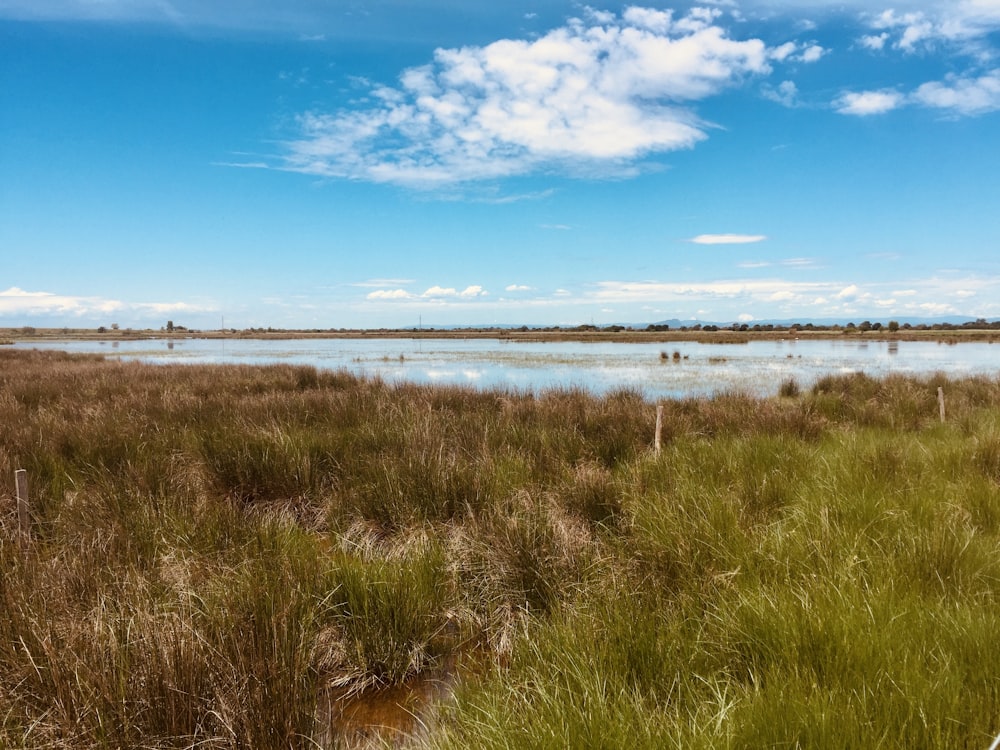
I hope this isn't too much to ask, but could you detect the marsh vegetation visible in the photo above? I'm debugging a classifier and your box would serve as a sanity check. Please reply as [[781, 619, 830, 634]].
[[1, 350, 998, 748]]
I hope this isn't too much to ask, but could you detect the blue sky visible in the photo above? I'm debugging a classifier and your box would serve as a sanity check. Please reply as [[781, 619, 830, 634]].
[[2, 0, 999, 329]]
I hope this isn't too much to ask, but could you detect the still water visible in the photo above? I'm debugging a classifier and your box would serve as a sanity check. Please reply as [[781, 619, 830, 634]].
[[17, 337, 1000, 400]]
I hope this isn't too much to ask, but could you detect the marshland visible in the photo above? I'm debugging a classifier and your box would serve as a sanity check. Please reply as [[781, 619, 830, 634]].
[[1, 348, 998, 748], [9, 334, 1000, 401]]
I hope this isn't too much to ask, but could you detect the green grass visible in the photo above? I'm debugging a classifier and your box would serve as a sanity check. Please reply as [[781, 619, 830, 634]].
[[1, 349, 998, 748]]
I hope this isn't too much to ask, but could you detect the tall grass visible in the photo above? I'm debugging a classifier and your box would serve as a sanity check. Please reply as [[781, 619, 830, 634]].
[[1, 349, 998, 748]]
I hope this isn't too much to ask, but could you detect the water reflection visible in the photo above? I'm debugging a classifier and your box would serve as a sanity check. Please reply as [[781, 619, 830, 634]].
[[15, 338, 1000, 399]]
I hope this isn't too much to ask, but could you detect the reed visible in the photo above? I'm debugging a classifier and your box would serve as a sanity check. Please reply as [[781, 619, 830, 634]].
[[1, 349, 998, 748]]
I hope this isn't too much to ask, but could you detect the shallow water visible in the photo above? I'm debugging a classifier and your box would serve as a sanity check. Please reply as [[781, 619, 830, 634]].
[[15, 337, 1000, 399]]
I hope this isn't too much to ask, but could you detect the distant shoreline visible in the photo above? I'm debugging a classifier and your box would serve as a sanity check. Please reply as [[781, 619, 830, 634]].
[[4, 325, 1000, 345]]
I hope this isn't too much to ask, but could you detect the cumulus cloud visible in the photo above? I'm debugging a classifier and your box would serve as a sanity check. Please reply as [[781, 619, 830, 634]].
[[869, 10, 937, 52], [768, 41, 826, 63], [799, 44, 827, 62], [913, 70, 1000, 114], [278, 7, 775, 185], [834, 89, 905, 115], [836, 70, 1000, 116], [859, 3, 1000, 57], [690, 233, 767, 244], [505, 284, 533, 292], [366, 289, 415, 300], [859, 32, 890, 50]]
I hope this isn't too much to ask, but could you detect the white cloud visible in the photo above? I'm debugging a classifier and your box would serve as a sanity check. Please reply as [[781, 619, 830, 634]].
[[836, 70, 1000, 117], [862, 3, 1000, 54], [762, 80, 798, 107], [278, 7, 774, 185], [622, 6, 673, 34], [913, 70, 1000, 115], [859, 32, 889, 50], [836, 284, 859, 299], [0, 287, 115, 315], [421, 286, 457, 298], [365, 284, 488, 303], [768, 41, 825, 63], [690, 233, 767, 244], [917, 301, 957, 315], [769, 41, 797, 62], [834, 89, 905, 115], [590, 279, 830, 302], [872, 10, 937, 52], [505, 284, 533, 291], [798, 44, 826, 62], [0, 287, 209, 319], [366, 289, 415, 300], [420, 285, 487, 299]]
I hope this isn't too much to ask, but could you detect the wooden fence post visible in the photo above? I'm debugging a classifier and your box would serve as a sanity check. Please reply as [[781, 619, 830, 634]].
[[15, 469, 30, 547], [937, 387, 946, 423], [655, 404, 664, 455]]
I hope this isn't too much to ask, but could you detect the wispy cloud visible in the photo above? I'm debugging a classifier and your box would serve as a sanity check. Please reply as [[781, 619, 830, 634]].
[[590, 279, 829, 303], [275, 7, 783, 186], [0, 287, 210, 319], [352, 278, 416, 288], [690, 233, 767, 244], [505, 284, 533, 292], [762, 80, 799, 107]]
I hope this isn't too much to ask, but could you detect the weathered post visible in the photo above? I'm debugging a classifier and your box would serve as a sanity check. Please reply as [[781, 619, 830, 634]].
[[15, 469, 30, 546], [937, 386, 946, 423], [655, 404, 664, 455]]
